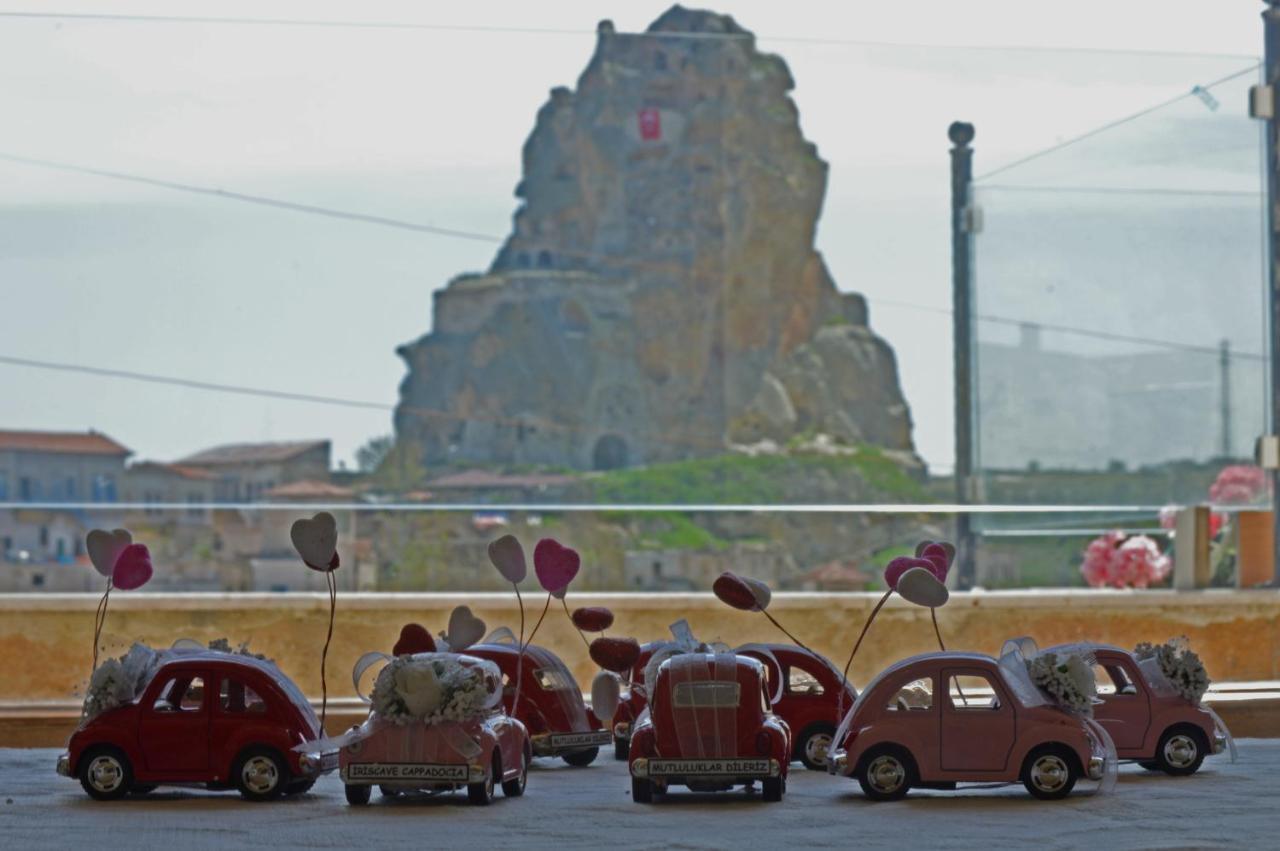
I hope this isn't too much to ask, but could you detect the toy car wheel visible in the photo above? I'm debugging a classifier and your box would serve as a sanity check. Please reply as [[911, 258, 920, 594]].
[[1021, 746, 1078, 800], [796, 723, 837, 771], [345, 783, 372, 806], [468, 753, 497, 806], [762, 776, 785, 802], [1155, 727, 1207, 776], [285, 779, 316, 796], [1138, 761, 1162, 772], [502, 747, 528, 797], [378, 785, 402, 798], [631, 776, 653, 804], [233, 747, 290, 802], [78, 746, 134, 801], [855, 746, 914, 801], [130, 784, 157, 795], [562, 746, 599, 767], [614, 736, 630, 761]]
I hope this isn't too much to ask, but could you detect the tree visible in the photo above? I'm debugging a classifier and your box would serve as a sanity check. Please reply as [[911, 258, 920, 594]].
[[355, 434, 394, 473]]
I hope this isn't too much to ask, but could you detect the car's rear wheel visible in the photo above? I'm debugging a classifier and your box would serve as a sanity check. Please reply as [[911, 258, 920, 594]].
[[1138, 760, 1162, 771], [631, 776, 653, 803], [233, 747, 289, 802], [78, 746, 133, 801], [345, 783, 371, 805], [130, 784, 157, 796], [562, 746, 599, 767], [614, 736, 630, 761], [855, 746, 914, 802], [502, 747, 528, 797], [762, 776, 785, 802], [796, 723, 837, 771], [468, 753, 497, 806], [1021, 746, 1079, 800], [1155, 726, 1207, 776]]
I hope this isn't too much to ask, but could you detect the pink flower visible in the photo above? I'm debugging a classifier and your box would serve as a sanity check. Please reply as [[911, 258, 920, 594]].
[[1209, 465, 1267, 505], [1080, 532, 1170, 589], [1080, 531, 1124, 588]]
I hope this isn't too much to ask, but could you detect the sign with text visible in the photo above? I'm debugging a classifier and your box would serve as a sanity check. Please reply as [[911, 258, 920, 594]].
[[344, 762, 468, 782], [646, 758, 773, 777]]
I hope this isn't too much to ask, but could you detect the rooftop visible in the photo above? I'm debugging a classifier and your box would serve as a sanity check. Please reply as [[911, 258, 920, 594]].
[[127, 461, 218, 481], [0, 429, 130, 457], [178, 440, 329, 466], [264, 480, 354, 500]]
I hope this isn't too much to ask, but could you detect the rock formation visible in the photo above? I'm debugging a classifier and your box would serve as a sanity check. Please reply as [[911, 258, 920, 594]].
[[396, 5, 914, 470]]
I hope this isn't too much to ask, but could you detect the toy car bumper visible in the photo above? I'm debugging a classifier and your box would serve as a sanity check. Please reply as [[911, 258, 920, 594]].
[[827, 748, 850, 776], [1087, 756, 1105, 781], [631, 757, 780, 780], [56, 752, 70, 777], [1213, 733, 1227, 755], [298, 750, 339, 777], [532, 730, 613, 755]]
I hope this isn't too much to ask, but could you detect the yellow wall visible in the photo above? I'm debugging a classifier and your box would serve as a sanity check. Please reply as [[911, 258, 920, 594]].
[[2, 589, 1277, 703]]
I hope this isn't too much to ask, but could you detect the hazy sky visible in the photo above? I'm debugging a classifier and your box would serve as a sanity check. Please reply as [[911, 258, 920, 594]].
[[0, 0, 1266, 472]]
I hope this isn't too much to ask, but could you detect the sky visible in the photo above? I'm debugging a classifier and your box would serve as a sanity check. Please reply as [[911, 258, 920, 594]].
[[0, 0, 1267, 472]]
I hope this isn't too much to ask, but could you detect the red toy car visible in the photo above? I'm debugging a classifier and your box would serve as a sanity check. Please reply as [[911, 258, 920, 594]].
[[610, 640, 661, 760], [737, 643, 857, 770], [340, 652, 529, 805], [1044, 642, 1231, 775], [826, 652, 1108, 800], [59, 651, 334, 801], [628, 652, 791, 803], [468, 640, 612, 766]]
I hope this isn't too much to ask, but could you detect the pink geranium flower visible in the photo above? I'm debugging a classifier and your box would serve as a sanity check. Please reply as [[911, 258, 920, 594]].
[[1080, 532, 1170, 589]]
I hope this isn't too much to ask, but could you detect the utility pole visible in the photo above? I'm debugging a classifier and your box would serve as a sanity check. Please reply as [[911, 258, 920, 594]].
[[1219, 338, 1232, 458], [1257, 3, 1280, 585], [949, 121, 977, 588]]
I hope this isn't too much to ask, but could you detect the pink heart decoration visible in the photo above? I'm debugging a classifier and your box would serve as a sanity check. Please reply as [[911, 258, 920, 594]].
[[896, 566, 949, 608], [488, 535, 527, 584], [590, 637, 641, 673], [571, 606, 615, 633], [112, 543, 153, 591], [713, 572, 759, 611], [534, 538, 580, 599], [884, 556, 936, 591], [86, 528, 132, 579], [393, 624, 436, 656]]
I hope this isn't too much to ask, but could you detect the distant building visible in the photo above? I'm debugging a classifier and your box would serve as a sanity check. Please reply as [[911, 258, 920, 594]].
[[176, 440, 330, 503], [122, 462, 218, 524], [246, 479, 367, 591], [790, 559, 873, 592]]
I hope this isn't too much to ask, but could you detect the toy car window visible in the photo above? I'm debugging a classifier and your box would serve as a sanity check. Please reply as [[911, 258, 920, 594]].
[[534, 668, 574, 691], [947, 674, 1000, 710], [1094, 664, 1136, 696], [219, 677, 267, 713], [787, 666, 825, 696], [153, 676, 204, 712], [179, 677, 205, 711], [672, 681, 740, 708], [886, 677, 933, 711]]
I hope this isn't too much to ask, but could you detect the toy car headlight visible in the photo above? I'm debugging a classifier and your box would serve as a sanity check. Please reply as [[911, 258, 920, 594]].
[[56, 753, 71, 777], [613, 721, 631, 738], [298, 752, 320, 776], [469, 763, 487, 782], [631, 758, 649, 778]]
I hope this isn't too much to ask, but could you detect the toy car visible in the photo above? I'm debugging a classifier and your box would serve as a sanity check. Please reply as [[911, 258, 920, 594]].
[[1044, 642, 1231, 775], [737, 643, 858, 770], [628, 652, 791, 803], [468, 640, 612, 766], [340, 653, 530, 806], [59, 650, 335, 801], [826, 651, 1108, 800], [610, 640, 660, 760]]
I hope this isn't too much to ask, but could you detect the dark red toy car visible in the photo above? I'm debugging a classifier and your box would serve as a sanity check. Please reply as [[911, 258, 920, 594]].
[[610, 640, 661, 760], [468, 640, 612, 765], [628, 653, 791, 803], [59, 651, 334, 801], [737, 643, 857, 770]]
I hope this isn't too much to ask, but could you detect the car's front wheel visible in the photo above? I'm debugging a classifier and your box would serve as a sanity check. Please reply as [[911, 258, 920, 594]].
[[614, 736, 629, 761], [562, 746, 599, 767], [468, 753, 497, 806], [796, 723, 837, 771], [345, 783, 371, 805], [855, 746, 914, 802], [502, 747, 528, 797], [233, 747, 289, 802], [631, 776, 653, 803], [78, 746, 134, 801], [1154, 727, 1207, 776], [1021, 746, 1079, 800], [762, 776, 785, 802]]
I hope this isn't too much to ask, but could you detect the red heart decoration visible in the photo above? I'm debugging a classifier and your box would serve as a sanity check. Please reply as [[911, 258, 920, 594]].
[[534, 538, 580, 599], [920, 542, 951, 581], [571, 606, 614, 633], [884, 556, 936, 591], [590, 636, 641, 673], [393, 623, 436, 656], [112, 543, 153, 591], [713, 572, 759, 611]]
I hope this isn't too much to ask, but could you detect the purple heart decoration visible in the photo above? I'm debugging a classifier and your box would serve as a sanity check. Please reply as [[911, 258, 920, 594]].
[[534, 538, 580, 599], [112, 543, 153, 591], [884, 556, 937, 591]]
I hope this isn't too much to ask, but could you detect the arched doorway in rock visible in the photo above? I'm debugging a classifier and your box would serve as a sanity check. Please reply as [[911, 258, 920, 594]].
[[592, 434, 629, 471]]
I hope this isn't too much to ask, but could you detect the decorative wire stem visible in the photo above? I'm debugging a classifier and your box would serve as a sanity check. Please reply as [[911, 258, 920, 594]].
[[562, 597, 590, 649], [932, 607, 966, 704], [91, 580, 112, 673], [319, 569, 336, 734], [522, 593, 552, 653], [762, 610, 811, 652], [513, 582, 526, 717], [836, 588, 893, 723]]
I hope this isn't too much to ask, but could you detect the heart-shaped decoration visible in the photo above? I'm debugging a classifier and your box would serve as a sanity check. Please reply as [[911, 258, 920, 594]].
[[393, 623, 436, 656], [884, 556, 937, 591], [112, 543, 153, 591], [488, 535, 527, 584], [86, 528, 132, 579], [712, 572, 759, 611], [742, 576, 772, 611], [914, 540, 935, 557], [589, 636, 641, 673], [290, 512, 339, 572], [393, 664, 444, 717], [896, 566, 949, 608], [534, 538, 580, 599], [920, 542, 953, 581], [445, 605, 486, 651], [571, 606, 614, 633], [591, 671, 621, 722]]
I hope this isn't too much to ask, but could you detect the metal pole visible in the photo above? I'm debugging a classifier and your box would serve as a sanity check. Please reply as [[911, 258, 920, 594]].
[[1219, 338, 1232, 458], [1263, 3, 1280, 585], [949, 121, 977, 588]]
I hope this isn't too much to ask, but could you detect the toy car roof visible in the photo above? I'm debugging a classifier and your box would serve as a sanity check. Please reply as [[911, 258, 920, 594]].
[[151, 649, 319, 730], [1043, 641, 1129, 657]]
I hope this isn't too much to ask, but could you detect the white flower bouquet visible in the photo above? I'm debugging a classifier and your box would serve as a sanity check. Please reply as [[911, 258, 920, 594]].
[[370, 654, 498, 725], [1025, 650, 1097, 716], [1135, 637, 1210, 704]]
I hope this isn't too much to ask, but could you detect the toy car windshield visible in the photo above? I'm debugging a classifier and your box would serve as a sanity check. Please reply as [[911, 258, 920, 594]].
[[534, 667, 577, 692]]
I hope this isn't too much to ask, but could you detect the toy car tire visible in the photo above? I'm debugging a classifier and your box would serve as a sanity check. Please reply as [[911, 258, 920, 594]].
[[855, 746, 915, 802], [232, 747, 290, 802], [378, 785, 402, 798], [613, 736, 629, 761], [502, 747, 529, 797], [468, 754, 498, 806], [285, 779, 316, 796], [762, 776, 785, 802], [1154, 726, 1207, 776], [78, 746, 134, 801], [1138, 760, 1162, 772], [130, 784, 157, 795], [631, 777, 653, 804], [562, 746, 599, 767], [1020, 746, 1079, 800], [796, 723, 837, 771], [345, 783, 372, 806]]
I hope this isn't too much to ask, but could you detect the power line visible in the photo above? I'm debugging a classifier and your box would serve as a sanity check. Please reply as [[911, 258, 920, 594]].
[[0, 10, 1259, 60]]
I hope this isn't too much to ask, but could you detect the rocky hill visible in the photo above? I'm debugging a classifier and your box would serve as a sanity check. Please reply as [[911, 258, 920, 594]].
[[395, 5, 915, 471]]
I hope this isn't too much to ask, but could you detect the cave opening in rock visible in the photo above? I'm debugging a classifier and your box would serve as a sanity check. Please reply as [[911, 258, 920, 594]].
[[592, 434, 629, 470]]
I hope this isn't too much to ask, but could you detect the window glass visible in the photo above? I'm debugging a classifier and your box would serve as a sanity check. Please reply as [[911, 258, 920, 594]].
[[672, 681, 740, 708], [534, 667, 574, 692], [179, 676, 205, 711], [886, 677, 933, 711], [948, 674, 1000, 710], [219, 677, 267, 713], [1094, 664, 1136, 696], [787, 666, 824, 696], [153, 676, 204, 712]]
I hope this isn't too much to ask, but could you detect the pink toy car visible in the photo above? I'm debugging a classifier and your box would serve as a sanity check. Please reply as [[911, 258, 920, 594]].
[[827, 652, 1107, 800], [1044, 642, 1231, 775], [629, 653, 791, 803], [339, 653, 530, 806]]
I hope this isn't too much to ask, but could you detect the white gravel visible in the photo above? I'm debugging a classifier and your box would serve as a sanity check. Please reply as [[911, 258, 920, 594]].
[[0, 743, 1275, 850]]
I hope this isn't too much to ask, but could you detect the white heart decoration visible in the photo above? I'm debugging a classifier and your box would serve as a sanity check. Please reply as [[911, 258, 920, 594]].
[[86, 528, 132, 579], [591, 671, 620, 722], [394, 664, 445, 717], [290, 512, 338, 571], [896, 566, 949, 609], [446, 605, 486, 651], [743, 576, 772, 611]]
